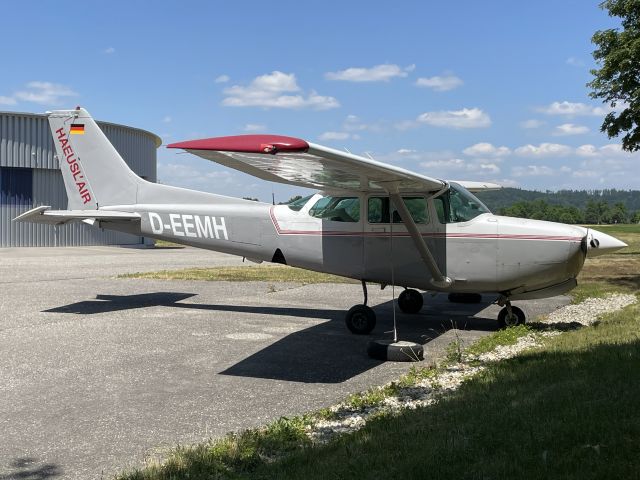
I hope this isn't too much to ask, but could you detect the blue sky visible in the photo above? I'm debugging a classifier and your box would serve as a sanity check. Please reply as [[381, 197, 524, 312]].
[[1, 1, 637, 202]]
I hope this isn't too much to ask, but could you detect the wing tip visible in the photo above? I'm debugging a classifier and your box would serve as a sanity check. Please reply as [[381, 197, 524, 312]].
[[167, 134, 309, 154]]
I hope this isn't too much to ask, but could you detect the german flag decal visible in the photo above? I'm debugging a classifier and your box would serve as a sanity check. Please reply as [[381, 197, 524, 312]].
[[70, 124, 85, 135]]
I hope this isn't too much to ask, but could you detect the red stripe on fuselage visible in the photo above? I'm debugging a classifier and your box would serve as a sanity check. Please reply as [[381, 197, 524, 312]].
[[269, 207, 582, 241]]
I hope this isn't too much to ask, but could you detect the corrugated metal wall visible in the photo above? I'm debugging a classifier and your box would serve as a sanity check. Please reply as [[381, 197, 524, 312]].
[[0, 112, 159, 247]]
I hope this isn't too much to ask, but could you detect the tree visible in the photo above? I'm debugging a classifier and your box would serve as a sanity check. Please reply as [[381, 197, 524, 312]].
[[610, 201, 629, 223], [584, 200, 611, 224], [242, 197, 259, 202], [588, 0, 640, 152]]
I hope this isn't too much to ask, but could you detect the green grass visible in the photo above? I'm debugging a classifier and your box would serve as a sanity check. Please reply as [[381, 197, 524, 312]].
[[119, 265, 356, 284], [572, 226, 640, 302], [152, 239, 185, 249], [465, 324, 533, 356]]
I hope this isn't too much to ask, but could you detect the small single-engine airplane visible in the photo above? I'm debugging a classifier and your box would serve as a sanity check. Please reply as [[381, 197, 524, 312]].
[[16, 107, 627, 334]]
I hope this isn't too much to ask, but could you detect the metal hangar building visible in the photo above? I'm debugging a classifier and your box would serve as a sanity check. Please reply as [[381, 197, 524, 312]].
[[0, 111, 160, 247]]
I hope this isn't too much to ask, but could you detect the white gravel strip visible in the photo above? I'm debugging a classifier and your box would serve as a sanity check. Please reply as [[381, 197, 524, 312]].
[[307, 293, 637, 444], [541, 293, 637, 326]]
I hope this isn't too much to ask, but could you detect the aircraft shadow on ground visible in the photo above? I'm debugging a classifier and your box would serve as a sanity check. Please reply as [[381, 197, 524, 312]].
[[0, 457, 61, 480], [44, 291, 498, 383], [219, 295, 498, 383]]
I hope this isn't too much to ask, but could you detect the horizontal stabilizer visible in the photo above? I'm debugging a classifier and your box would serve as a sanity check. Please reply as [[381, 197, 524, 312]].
[[13, 206, 140, 225]]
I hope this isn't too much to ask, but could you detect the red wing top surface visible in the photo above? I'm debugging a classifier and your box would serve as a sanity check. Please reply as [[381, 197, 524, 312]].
[[167, 135, 446, 193]]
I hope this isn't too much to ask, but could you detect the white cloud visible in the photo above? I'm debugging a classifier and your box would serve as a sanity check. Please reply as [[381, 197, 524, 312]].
[[566, 57, 584, 67], [575, 143, 630, 158], [415, 74, 463, 91], [553, 123, 589, 136], [520, 119, 544, 129], [536, 101, 611, 116], [575, 144, 598, 157], [479, 163, 501, 174], [222, 71, 339, 110], [417, 108, 491, 129], [215, 75, 230, 83], [514, 143, 573, 157], [463, 142, 510, 157], [319, 131, 352, 141], [325, 64, 415, 82], [0, 96, 17, 105], [420, 157, 500, 175], [12, 81, 78, 106], [104, 47, 115, 54], [162, 115, 172, 123], [343, 114, 383, 133], [512, 165, 555, 177], [421, 158, 467, 169], [243, 123, 267, 132], [599, 143, 629, 157], [397, 148, 416, 154]]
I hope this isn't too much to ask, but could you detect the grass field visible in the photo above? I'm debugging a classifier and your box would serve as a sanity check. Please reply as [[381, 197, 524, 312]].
[[120, 265, 355, 284], [572, 224, 640, 302]]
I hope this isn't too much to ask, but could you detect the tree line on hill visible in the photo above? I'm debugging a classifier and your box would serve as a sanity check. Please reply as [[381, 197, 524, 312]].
[[476, 188, 640, 224]]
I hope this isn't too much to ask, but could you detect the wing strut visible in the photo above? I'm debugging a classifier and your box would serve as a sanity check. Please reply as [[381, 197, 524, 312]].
[[387, 185, 453, 289]]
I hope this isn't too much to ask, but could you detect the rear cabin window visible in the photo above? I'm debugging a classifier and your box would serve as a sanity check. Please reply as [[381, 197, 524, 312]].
[[309, 196, 360, 222], [368, 197, 429, 224]]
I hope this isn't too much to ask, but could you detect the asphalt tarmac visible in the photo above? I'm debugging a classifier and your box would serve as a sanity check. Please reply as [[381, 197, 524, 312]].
[[0, 246, 570, 479]]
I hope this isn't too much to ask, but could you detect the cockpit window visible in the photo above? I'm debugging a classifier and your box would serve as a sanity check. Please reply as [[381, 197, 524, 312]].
[[434, 183, 491, 223], [286, 194, 314, 212], [309, 196, 360, 222]]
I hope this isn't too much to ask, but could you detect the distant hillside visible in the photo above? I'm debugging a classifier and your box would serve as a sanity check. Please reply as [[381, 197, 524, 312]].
[[476, 188, 640, 213]]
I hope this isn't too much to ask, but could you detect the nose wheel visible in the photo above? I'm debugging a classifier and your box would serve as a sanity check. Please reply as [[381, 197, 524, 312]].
[[497, 303, 526, 328]]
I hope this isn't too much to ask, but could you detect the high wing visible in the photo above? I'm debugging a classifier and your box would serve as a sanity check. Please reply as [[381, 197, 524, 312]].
[[167, 135, 446, 193], [13, 206, 140, 225], [168, 134, 464, 288]]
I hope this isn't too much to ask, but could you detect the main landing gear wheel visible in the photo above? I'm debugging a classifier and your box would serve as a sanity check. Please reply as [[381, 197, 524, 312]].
[[398, 289, 424, 314], [497, 305, 526, 328], [345, 304, 377, 335], [367, 339, 424, 362]]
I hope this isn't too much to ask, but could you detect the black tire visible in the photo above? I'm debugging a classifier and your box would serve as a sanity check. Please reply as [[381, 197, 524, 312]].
[[345, 305, 376, 335], [448, 292, 483, 304], [398, 289, 424, 314], [497, 305, 526, 328], [367, 340, 424, 362]]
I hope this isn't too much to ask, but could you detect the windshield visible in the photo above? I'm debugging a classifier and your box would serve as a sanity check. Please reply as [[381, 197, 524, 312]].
[[434, 183, 491, 223], [286, 194, 314, 211]]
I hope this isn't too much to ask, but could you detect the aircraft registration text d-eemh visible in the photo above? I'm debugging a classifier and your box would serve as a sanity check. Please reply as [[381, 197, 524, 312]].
[[15, 107, 628, 333]]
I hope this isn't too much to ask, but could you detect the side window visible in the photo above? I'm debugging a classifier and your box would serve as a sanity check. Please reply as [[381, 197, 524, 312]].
[[368, 196, 428, 224], [309, 196, 360, 222], [403, 197, 429, 224], [368, 197, 389, 223], [433, 196, 449, 224]]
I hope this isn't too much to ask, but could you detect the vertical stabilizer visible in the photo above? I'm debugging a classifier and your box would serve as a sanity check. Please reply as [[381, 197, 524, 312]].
[[48, 107, 141, 209]]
